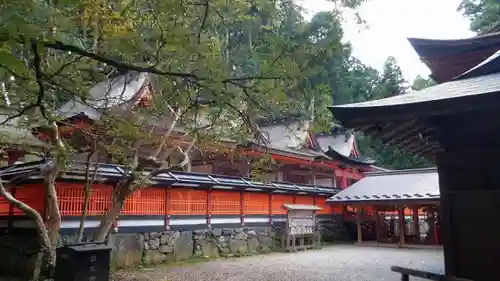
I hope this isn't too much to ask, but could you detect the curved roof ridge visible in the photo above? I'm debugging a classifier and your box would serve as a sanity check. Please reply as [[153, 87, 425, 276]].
[[364, 167, 437, 177], [454, 49, 500, 80], [408, 31, 500, 47]]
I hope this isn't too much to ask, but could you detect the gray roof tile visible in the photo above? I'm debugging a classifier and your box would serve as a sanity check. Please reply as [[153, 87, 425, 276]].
[[57, 72, 148, 120], [327, 167, 439, 203], [0, 112, 47, 147], [332, 72, 500, 109]]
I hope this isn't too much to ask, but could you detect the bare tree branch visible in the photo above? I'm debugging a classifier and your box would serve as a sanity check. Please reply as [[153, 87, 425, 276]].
[[41, 40, 199, 80], [0, 179, 54, 277]]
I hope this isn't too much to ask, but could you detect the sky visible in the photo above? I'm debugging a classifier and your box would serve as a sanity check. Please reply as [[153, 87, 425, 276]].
[[297, 0, 476, 82]]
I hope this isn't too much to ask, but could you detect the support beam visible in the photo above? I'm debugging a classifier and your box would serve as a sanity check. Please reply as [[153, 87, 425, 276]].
[[374, 207, 381, 243], [311, 167, 317, 185], [268, 193, 273, 224], [165, 188, 171, 230], [338, 176, 348, 189], [207, 188, 212, 227], [398, 206, 405, 247], [240, 190, 245, 226], [412, 206, 420, 244], [356, 207, 362, 243]]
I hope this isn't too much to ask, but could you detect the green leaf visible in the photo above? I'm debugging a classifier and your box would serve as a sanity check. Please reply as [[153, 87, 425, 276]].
[[0, 49, 29, 76]]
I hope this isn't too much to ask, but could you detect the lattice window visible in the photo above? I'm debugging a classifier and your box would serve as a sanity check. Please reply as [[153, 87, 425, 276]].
[[244, 192, 269, 215], [122, 188, 165, 215], [57, 183, 113, 216], [271, 194, 294, 215], [211, 191, 240, 215], [169, 189, 207, 215]]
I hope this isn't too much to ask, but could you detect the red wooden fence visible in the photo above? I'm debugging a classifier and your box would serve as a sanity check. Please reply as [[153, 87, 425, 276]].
[[0, 182, 336, 217]]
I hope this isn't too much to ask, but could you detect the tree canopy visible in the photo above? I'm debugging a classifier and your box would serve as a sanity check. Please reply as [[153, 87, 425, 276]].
[[0, 1, 446, 277], [0, 0, 381, 276], [411, 75, 436, 91], [458, 0, 500, 33]]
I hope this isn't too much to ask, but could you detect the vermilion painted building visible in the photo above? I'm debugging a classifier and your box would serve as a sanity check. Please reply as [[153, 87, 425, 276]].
[[0, 72, 376, 235]]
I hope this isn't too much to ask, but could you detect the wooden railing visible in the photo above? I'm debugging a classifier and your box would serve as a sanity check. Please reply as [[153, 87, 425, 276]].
[[391, 266, 473, 281]]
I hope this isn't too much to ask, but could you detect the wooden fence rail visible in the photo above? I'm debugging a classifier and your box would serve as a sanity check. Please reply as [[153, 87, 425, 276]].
[[391, 266, 473, 281]]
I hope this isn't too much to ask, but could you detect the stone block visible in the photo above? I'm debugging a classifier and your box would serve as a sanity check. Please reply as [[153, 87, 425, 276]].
[[174, 231, 194, 261], [234, 232, 248, 240], [222, 228, 234, 235], [201, 241, 220, 258], [109, 233, 144, 268], [258, 236, 273, 249], [210, 228, 223, 237], [143, 250, 166, 265], [247, 237, 260, 253], [167, 231, 180, 246], [246, 230, 257, 237], [229, 239, 248, 254], [160, 245, 173, 253], [149, 237, 160, 250]]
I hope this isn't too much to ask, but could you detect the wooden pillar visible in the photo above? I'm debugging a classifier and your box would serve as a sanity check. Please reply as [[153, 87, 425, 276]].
[[374, 207, 381, 243], [341, 204, 346, 217], [340, 176, 348, 189], [434, 111, 500, 281], [268, 193, 273, 224], [164, 188, 170, 230], [311, 167, 317, 185], [206, 188, 212, 227], [412, 206, 420, 244], [398, 206, 405, 247], [356, 206, 362, 243], [240, 190, 245, 226]]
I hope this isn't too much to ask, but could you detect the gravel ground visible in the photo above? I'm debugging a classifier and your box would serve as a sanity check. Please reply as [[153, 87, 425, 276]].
[[112, 245, 444, 281]]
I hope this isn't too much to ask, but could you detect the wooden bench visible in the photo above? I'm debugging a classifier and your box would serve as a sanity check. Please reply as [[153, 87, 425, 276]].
[[391, 266, 474, 281]]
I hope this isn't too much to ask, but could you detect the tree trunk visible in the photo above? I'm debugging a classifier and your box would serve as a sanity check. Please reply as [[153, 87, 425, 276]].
[[93, 183, 133, 242], [0, 180, 54, 279], [43, 167, 61, 278], [45, 170, 61, 243], [76, 150, 99, 242]]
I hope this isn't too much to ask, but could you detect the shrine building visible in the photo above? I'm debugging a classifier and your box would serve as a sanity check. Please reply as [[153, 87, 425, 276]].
[[328, 28, 500, 281], [0, 72, 375, 236]]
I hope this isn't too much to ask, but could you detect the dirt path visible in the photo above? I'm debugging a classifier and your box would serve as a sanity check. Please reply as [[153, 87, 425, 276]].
[[112, 245, 443, 281]]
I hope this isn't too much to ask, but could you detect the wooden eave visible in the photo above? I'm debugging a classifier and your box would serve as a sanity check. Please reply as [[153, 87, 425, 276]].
[[409, 33, 500, 83], [329, 73, 500, 159]]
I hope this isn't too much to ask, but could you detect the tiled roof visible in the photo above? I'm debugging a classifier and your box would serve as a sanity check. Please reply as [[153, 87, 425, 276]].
[[315, 132, 353, 157], [455, 49, 500, 80], [0, 111, 47, 147], [332, 72, 500, 109], [408, 31, 500, 57], [57, 72, 148, 120], [283, 204, 322, 211], [0, 160, 340, 196], [253, 121, 328, 159], [327, 168, 439, 203]]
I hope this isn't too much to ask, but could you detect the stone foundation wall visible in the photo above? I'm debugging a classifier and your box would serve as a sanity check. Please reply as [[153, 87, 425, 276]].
[[112, 227, 278, 268], [0, 219, 347, 279]]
